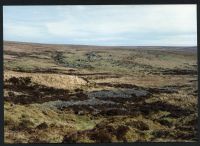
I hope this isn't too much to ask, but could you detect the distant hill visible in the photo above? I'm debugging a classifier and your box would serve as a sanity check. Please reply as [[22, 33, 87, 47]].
[[3, 41, 197, 53]]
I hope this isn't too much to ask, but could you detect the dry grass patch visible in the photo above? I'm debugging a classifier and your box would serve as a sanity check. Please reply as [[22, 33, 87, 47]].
[[4, 71, 87, 90]]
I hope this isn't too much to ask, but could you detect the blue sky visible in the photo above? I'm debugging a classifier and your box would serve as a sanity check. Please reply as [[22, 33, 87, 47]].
[[3, 5, 197, 46]]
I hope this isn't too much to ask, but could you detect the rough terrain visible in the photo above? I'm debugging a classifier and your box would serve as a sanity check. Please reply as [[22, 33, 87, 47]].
[[4, 41, 198, 143]]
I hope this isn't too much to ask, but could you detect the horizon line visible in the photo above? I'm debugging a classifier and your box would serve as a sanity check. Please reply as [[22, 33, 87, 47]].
[[3, 40, 197, 48]]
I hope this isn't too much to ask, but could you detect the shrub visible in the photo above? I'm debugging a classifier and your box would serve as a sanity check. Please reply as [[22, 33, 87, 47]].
[[63, 132, 78, 143], [7, 77, 19, 85], [91, 130, 113, 143], [116, 125, 130, 140], [8, 77, 31, 86]]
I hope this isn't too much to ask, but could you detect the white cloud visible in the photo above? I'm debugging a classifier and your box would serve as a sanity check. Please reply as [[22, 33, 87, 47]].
[[4, 24, 43, 38], [3, 5, 197, 46], [45, 5, 196, 40]]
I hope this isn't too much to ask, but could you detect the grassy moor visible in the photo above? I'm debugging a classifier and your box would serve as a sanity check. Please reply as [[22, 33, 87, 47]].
[[4, 41, 198, 143]]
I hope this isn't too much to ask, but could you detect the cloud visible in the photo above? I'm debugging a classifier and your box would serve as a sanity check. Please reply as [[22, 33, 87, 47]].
[[3, 5, 197, 46], [4, 24, 44, 38]]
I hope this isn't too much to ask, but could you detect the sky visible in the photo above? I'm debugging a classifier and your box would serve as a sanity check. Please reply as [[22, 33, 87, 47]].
[[3, 5, 197, 46]]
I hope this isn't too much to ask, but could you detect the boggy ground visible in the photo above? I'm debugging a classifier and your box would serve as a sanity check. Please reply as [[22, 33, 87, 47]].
[[4, 41, 198, 143]]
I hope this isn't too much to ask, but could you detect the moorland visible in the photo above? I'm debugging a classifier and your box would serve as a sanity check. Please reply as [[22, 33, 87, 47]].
[[4, 41, 198, 143]]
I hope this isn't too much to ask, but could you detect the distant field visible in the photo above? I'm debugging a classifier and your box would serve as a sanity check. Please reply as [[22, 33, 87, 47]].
[[4, 41, 198, 143]]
